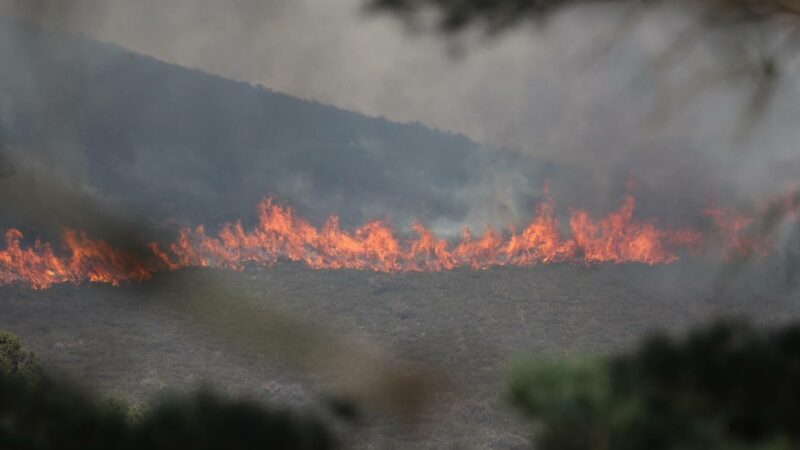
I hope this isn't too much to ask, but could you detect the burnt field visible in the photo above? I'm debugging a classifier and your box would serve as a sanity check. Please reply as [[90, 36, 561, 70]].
[[0, 261, 797, 449]]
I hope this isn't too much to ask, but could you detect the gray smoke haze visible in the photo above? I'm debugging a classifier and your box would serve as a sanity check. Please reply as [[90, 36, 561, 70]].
[[1, 1, 798, 206], [0, 0, 555, 235], [0, 0, 798, 247]]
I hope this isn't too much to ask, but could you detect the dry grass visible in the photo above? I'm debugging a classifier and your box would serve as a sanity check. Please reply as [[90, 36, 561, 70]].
[[0, 261, 797, 448]]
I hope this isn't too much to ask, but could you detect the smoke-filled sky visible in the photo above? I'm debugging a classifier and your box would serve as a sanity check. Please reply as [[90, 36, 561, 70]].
[[1, 0, 799, 211], [1, 0, 560, 150], [5, 0, 800, 199]]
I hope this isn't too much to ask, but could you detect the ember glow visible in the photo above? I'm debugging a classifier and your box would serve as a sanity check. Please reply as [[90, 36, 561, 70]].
[[704, 205, 768, 258], [704, 189, 800, 259], [0, 192, 776, 290]]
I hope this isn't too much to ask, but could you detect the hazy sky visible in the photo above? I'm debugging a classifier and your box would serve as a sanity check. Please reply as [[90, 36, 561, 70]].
[[1, 0, 560, 151]]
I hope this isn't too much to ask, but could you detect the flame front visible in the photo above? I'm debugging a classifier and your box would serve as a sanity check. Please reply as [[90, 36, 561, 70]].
[[0, 192, 776, 290], [0, 229, 153, 289]]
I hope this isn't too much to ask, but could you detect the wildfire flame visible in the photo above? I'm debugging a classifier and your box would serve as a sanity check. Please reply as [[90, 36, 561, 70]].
[[704, 205, 768, 258], [704, 188, 800, 259], [0, 191, 785, 290]]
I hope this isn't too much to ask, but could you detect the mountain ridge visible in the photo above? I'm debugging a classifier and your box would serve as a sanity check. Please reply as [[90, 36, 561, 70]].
[[0, 18, 560, 233]]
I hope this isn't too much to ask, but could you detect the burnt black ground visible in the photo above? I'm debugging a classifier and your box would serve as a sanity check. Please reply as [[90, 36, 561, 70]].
[[0, 261, 798, 449]]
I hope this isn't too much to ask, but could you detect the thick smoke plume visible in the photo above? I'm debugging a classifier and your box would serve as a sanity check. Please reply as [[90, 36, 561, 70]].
[[1, 0, 797, 222]]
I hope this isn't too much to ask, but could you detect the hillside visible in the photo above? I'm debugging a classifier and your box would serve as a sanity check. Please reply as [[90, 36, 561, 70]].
[[0, 19, 573, 233]]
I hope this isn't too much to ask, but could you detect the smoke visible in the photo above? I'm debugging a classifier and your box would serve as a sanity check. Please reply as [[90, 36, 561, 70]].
[[0, 0, 798, 267], [713, 189, 800, 297], [0, 3, 443, 414], [3, 1, 796, 203]]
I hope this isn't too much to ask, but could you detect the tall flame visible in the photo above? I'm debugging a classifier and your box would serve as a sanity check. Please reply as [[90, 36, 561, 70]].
[[0, 229, 152, 289], [0, 191, 780, 290]]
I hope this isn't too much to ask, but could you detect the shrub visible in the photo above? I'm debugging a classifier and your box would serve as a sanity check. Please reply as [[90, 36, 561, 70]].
[[0, 330, 335, 449], [509, 321, 800, 450], [0, 372, 336, 450], [131, 391, 334, 450], [0, 330, 39, 380]]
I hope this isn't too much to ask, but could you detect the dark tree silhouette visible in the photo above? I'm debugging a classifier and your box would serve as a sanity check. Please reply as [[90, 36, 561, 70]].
[[0, 330, 336, 450], [367, 0, 800, 35]]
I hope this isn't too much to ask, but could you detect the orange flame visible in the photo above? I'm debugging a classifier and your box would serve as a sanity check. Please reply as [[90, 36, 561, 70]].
[[704, 205, 767, 257], [154, 193, 703, 273], [704, 189, 800, 258], [0, 229, 153, 289], [0, 192, 719, 289]]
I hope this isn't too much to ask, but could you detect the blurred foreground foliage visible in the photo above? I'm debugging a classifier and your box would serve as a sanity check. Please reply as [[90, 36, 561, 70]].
[[7, 318, 800, 450], [510, 320, 800, 450], [367, 0, 800, 35], [369, 0, 799, 133], [0, 330, 39, 380], [0, 331, 335, 450]]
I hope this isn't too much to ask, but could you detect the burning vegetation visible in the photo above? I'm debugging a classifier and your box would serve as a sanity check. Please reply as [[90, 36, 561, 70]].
[[1, 190, 795, 290]]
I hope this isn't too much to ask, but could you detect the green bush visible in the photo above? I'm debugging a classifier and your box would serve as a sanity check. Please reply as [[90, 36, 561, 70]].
[[0, 330, 39, 380], [509, 321, 800, 450]]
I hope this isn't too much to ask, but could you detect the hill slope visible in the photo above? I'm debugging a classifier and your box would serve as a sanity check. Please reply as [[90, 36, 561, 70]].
[[0, 19, 568, 232]]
